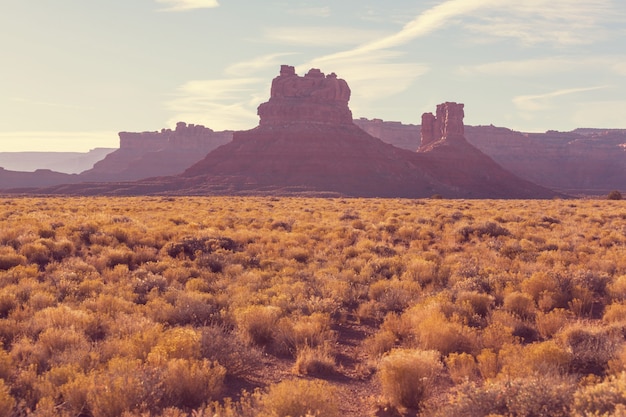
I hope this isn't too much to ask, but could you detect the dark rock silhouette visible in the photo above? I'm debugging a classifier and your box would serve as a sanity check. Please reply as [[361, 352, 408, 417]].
[[3, 66, 559, 198], [169, 68, 555, 198], [357, 118, 626, 195], [0, 168, 78, 189], [420, 102, 465, 150], [0, 148, 115, 174], [80, 122, 232, 181]]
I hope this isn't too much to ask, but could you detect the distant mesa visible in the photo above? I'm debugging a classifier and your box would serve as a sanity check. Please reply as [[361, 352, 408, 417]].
[[80, 121, 233, 182], [357, 117, 626, 195], [3, 65, 560, 198], [257, 65, 353, 126], [420, 102, 465, 150], [177, 66, 555, 198]]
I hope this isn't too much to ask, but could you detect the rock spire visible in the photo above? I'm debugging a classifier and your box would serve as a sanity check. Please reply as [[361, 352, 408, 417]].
[[420, 102, 465, 149], [257, 65, 353, 126]]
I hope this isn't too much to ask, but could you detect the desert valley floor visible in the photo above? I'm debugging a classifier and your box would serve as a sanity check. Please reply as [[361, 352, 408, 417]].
[[1, 196, 626, 416]]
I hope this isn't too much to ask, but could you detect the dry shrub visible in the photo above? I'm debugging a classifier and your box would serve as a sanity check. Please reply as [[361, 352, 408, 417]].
[[480, 318, 518, 351], [162, 358, 225, 409], [0, 379, 15, 417], [259, 379, 339, 417], [558, 323, 622, 376], [476, 348, 498, 379], [368, 279, 420, 313], [609, 275, 626, 300], [573, 372, 626, 417], [0, 291, 16, 319], [0, 347, 11, 382], [411, 307, 475, 355], [0, 247, 26, 271], [456, 290, 494, 318], [500, 340, 572, 377], [100, 247, 135, 269], [536, 308, 572, 339], [429, 375, 575, 417], [30, 305, 96, 335], [401, 258, 439, 287], [446, 352, 479, 383], [604, 302, 626, 323], [363, 330, 397, 358], [35, 327, 91, 370], [235, 305, 282, 347], [457, 222, 510, 243], [378, 348, 444, 410], [522, 271, 571, 311], [168, 290, 219, 326], [200, 326, 262, 377], [147, 327, 201, 364], [292, 345, 335, 376], [20, 241, 52, 268], [87, 358, 150, 417], [503, 291, 536, 319], [275, 312, 334, 354]]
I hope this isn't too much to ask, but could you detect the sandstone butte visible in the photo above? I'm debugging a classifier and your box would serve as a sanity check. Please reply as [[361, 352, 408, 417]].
[[3, 65, 558, 198], [355, 120, 626, 196]]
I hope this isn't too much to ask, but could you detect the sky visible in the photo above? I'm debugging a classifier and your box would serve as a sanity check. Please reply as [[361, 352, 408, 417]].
[[1, 0, 625, 152]]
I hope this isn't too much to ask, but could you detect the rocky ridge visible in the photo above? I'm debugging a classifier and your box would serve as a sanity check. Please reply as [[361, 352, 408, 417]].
[[355, 119, 626, 194], [86, 66, 555, 199], [3, 65, 560, 198]]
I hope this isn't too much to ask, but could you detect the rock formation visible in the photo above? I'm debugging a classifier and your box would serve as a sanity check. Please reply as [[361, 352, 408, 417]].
[[0, 148, 115, 174], [0, 168, 78, 190], [353, 118, 420, 151], [174, 69, 556, 199], [356, 116, 626, 195], [257, 65, 353, 126], [79, 122, 233, 182], [11, 66, 559, 198], [420, 102, 465, 150]]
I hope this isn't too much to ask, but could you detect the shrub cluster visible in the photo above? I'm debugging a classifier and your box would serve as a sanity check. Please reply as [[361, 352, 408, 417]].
[[0, 197, 625, 416]]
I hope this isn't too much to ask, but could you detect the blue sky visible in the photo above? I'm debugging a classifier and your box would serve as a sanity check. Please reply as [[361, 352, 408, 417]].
[[1, 0, 625, 151]]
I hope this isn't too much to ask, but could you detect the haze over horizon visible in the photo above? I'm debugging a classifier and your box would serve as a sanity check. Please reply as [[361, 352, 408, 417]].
[[2, 0, 625, 152]]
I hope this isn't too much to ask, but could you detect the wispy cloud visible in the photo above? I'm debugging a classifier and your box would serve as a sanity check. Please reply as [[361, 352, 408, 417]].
[[459, 55, 626, 77], [573, 100, 626, 128], [306, 51, 429, 103], [316, 0, 617, 66], [612, 61, 626, 76], [314, 0, 500, 64], [10, 97, 85, 110], [0, 131, 118, 152], [155, 0, 219, 12], [263, 26, 387, 47], [465, 0, 615, 46], [287, 6, 330, 18], [166, 78, 261, 130], [225, 53, 299, 76], [513, 86, 610, 112]]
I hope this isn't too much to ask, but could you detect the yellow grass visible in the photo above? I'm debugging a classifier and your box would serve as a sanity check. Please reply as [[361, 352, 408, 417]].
[[0, 196, 625, 416]]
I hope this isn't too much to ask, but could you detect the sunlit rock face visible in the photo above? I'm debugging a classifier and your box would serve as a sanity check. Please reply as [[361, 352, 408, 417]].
[[25, 66, 558, 199], [80, 122, 233, 182], [420, 102, 465, 150], [179, 68, 556, 199]]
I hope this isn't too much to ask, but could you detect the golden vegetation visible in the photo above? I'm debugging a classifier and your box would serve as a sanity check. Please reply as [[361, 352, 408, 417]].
[[0, 196, 625, 416]]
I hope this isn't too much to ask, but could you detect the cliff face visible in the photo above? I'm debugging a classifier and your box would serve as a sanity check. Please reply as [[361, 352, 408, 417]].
[[353, 118, 420, 151], [258, 65, 353, 126], [5, 66, 560, 198], [464, 127, 626, 194], [0, 148, 115, 174], [177, 67, 555, 199], [80, 122, 233, 181], [358, 118, 626, 194], [0, 168, 79, 189]]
